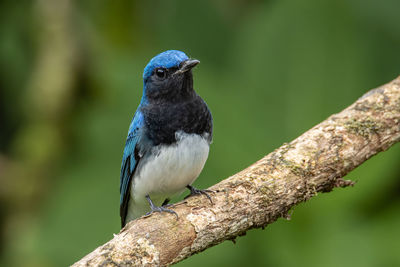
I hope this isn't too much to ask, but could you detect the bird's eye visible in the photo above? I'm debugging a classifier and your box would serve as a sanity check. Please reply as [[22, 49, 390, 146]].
[[155, 68, 166, 79]]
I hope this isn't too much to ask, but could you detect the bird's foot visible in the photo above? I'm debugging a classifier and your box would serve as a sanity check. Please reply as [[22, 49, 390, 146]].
[[145, 206, 178, 219], [185, 185, 213, 203], [145, 195, 178, 219]]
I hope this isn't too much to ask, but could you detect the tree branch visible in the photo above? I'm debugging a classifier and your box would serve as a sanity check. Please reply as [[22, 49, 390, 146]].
[[73, 76, 400, 266]]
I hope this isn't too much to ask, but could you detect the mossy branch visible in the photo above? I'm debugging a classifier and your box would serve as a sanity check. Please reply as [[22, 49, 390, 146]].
[[73, 76, 400, 266]]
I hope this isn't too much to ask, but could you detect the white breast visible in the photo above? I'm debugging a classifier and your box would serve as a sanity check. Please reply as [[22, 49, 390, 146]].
[[126, 132, 210, 221]]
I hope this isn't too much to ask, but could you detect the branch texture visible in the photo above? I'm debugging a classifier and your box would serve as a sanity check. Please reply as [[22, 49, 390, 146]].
[[73, 76, 400, 266]]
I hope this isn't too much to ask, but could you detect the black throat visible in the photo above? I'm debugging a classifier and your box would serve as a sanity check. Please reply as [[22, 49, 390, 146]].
[[141, 72, 212, 146]]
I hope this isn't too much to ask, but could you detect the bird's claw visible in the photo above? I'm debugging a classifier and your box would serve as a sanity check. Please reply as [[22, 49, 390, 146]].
[[145, 206, 178, 219], [145, 195, 178, 219], [185, 185, 213, 203]]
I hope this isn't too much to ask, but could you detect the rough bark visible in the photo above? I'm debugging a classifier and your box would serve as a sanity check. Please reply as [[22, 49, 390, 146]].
[[73, 76, 400, 266]]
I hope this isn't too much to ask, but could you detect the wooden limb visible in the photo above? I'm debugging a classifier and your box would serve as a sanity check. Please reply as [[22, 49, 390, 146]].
[[73, 76, 400, 266]]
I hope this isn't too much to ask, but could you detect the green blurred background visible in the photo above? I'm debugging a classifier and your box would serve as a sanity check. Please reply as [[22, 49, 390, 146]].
[[1, 0, 399, 266]]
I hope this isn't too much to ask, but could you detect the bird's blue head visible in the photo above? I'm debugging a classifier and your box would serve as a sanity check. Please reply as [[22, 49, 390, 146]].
[[141, 50, 200, 103]]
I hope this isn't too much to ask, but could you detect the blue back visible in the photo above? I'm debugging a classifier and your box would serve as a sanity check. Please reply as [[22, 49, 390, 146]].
[[119, 110, 144, 226]]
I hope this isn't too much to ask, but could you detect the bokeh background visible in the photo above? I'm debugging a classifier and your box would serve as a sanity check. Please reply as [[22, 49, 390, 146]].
[[1, 0, 400, 266]]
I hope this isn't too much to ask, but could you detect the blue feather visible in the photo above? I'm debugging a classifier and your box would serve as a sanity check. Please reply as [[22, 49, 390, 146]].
[[142, 50, 188, 80], [119, 109, 144, 226]]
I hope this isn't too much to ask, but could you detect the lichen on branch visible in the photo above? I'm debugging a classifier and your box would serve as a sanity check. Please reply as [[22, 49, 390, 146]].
[[73, 76, 400, 267]]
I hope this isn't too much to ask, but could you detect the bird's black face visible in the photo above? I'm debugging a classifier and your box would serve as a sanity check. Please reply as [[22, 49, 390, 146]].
[[145, 60, 199, 103]]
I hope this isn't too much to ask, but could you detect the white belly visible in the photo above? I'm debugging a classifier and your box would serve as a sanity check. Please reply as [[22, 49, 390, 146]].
[[126, 132, 210, 221]]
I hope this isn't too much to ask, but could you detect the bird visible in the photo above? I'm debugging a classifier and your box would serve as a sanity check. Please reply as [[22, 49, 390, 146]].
[[119, 50, 213, 228]]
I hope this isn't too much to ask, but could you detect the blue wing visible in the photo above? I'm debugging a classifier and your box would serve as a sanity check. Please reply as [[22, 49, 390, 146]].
[[120, 109, 144, 227]]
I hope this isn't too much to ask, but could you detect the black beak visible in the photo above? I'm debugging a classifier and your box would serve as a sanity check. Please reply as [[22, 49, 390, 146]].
[[175, 59, 200, 75]]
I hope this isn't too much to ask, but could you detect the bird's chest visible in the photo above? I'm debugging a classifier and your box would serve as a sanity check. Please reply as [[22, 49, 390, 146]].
[[131, 132, 210, 205], [141, 99, 212, 145]]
